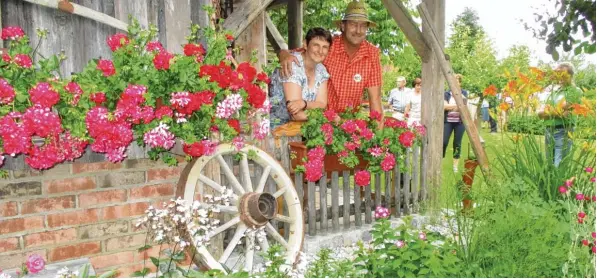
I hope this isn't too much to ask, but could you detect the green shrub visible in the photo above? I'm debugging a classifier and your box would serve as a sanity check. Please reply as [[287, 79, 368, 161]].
[[454, 176, 577, 278]]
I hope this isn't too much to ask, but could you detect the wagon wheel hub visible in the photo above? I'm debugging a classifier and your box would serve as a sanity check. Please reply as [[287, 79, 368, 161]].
[[239, 192, 278, 227]]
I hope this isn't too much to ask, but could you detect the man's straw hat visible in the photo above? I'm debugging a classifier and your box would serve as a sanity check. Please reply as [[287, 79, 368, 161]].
[[333, 1, 377, 28]]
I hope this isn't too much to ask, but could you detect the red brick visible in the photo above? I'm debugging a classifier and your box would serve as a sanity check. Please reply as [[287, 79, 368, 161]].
[[113, 262, 157, 278], [24, 228, 77, 248], [49, 241, 101, 261], [0, 217, 44, 234], [21, 196, 75, 214], [129, 184, 174, 200], [72, 162, 122, 174], [90, 251, 135, 269], [47, 209, 99, 228], [104, 233, 147, 252], [134, 245, 162, 261], [102, 202, 149, 220], [79, 190, 127, 207], [44, 177, 96, 194], [0, 237, 20, 252], [0, 201, 18, 217], [0, 249, 46, 269], [147, 167, 184, 182]]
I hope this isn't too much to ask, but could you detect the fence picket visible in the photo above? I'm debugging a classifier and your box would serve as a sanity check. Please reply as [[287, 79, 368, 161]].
[[331, 171, 340, 231], [343, 171, 351, 229]]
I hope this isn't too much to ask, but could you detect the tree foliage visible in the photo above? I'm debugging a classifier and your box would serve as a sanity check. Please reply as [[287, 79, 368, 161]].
[[528, 0, 596, 60]]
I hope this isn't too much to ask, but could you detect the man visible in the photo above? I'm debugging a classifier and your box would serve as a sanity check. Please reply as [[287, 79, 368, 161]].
[[537, 62, 582, 167], [387, 76, 412, 120], [278, 1, 383, 124]]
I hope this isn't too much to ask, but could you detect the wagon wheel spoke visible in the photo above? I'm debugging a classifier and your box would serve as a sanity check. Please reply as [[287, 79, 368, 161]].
[[241, 154, 253, 192], [255, 166, 272, 193], [218, 206, 239, 214], [216, 154, 245, 195], [219, 223, 247, 264], [209, 216, 240, 238], [265, 222, 289, 249], [257, 234, 270, 252], [273, 214, 294, 224], [272, 186, 287, 198], [244, 233, 255, 272]]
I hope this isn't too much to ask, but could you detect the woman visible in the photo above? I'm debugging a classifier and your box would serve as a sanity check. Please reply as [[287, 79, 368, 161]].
[[443, 74, 469, 173], [404, 77, 422, 126], [269, 27, 332, 130]]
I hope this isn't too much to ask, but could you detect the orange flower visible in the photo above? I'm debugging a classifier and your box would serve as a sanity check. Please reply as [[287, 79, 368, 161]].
[[517, 72, 530, 84], [529, 67, 545, 80], [505, 80, 518, 94], [570, 104, 591, 116], [483, 85, 498, 96], [499, 102, 510, 111]]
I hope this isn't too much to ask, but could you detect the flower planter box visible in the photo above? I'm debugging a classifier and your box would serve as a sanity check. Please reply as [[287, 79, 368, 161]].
[[288, 141, 369, 174]]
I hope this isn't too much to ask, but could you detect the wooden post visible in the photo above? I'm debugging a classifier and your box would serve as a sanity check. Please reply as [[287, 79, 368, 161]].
[[418, 3, 490, 175], [287, 0, 303, 49], [163, 0, 191, 53], [265, 13, 288, 53], [420, 0, 445, 211]]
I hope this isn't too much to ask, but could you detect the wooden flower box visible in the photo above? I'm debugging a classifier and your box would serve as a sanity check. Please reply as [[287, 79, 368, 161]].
[[288, 141, 368, 174]]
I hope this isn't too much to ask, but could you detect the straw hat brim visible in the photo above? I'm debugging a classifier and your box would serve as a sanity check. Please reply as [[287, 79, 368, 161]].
[[334, 17, 377, 28]]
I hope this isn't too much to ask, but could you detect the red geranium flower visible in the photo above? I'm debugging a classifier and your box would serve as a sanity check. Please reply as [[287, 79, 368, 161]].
[[1, 26, 25, 40], [399, 131, 416, 147], [153, 51, 174, 70], [183, 43, 206, 57], [245, 84, 266, 109], [107, 33, 129, 51], [13, 54, 32, 68], [97, 59, 116, 76], [228, 119, 241, 133], [355, 170, 371, 187]]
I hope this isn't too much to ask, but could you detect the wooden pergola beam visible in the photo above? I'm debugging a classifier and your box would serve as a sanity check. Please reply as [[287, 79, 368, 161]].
[[287, 0, 303, 49], [417, 2, 490, 175], [23, 0, 129, 31], [382, 0, 429, 59], [265, 13, 288, 52], [223, 0, 275, 38]]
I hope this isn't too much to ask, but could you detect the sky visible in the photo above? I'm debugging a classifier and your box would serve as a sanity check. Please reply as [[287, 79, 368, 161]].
[[441, 0, 596, 65]]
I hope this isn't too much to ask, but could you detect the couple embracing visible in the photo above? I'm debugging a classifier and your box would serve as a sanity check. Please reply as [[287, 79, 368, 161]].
[[270, 1, 383, 131]]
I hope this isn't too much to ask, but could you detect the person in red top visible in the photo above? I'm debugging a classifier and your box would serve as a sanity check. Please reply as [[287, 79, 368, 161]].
[[279, 1, 383, 121]]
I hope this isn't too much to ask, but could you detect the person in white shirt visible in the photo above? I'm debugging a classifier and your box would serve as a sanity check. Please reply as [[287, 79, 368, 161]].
[[387, 76, 412, 120], [404, 77, 422, 126]]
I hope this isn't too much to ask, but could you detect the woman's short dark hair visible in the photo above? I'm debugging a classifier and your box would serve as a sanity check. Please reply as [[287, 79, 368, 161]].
[[413, 77, 422, 86], [306, 27, 333, 46]]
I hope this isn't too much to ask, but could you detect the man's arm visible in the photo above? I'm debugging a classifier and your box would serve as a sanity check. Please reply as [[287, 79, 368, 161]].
[[368, 86, 383, 126], [278, 49, 304, 78]]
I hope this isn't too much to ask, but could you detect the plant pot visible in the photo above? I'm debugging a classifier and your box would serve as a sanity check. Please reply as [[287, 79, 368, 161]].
[[288, 142, 369, 174], [461, 159, 479, 210]]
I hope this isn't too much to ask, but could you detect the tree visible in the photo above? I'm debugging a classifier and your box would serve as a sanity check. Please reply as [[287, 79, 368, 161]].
[[527, 0, 596, 60], [496, 45, 532, 88], [446, 8, 499, 95]]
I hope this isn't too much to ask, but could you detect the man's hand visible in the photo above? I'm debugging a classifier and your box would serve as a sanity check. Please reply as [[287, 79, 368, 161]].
[[280, 50, 300, 78], [287, 100, 305, 115]]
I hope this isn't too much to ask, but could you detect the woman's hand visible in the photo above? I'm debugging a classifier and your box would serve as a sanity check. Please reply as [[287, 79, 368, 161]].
[[287, 100, 306, 115], [280, 50, 300, 78]]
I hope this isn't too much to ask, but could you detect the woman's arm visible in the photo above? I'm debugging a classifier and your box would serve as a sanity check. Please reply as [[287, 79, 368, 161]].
[[307, 80, 328, 109], [283, 82, 305, 115], [444, 100, 457, 111]]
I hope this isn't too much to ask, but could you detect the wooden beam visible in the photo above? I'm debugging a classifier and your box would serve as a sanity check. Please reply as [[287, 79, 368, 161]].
[[22, 0, 129, 31], [265, 13, 288, 52], [417, 2, 490, 175], [164, 0, 191, 53], [222, 0, 275, 38], [382, 0, 429, 59], [420, 0, 444, 212], [268, 0, 288, 10], [287, 0, 303, 49]]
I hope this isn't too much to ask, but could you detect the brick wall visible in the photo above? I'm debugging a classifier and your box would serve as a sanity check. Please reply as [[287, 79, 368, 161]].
[[0, 157, 187, 277]]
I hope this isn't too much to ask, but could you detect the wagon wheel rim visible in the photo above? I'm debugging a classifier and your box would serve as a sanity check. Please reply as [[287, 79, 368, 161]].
[[175, 143, 304, 274]]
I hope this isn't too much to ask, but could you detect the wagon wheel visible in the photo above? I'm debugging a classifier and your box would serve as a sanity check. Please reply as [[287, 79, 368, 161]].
[[176, 143, 304, 274]]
